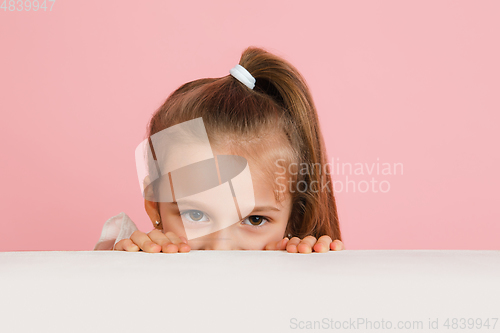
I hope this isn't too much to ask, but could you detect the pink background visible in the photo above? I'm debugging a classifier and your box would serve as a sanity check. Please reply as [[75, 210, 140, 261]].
[[1, 1, 498, 251]]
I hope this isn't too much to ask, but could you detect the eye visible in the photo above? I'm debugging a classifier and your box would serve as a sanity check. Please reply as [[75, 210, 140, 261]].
[[180, 210, 210, 222], [241, 215, 269, 228]]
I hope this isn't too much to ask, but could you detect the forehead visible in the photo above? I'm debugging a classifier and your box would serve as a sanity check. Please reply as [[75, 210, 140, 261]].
[[147, 122, 295, 205], [212, 146, 292, 207]]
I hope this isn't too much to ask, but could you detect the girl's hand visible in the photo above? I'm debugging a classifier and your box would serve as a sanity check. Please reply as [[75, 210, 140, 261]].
[[113, 229, 191, 253], [265, 235, 345, 253]]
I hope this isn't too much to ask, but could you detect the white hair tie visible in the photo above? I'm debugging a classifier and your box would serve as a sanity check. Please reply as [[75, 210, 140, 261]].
[[229, 64, 255, 90]]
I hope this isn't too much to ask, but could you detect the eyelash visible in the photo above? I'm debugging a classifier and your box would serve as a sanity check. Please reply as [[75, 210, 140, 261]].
[[241, 215, 270, 228], [180, 210, 271, 228], [180, 210, 210, 223]]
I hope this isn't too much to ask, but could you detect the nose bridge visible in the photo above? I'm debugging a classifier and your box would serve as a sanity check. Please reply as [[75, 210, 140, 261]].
[[205, 227, 235, 250]]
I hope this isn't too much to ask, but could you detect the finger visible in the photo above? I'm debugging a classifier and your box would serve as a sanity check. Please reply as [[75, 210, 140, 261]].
[[130, 230, 161, 253], [286, 237, 301, 253], [147, 229, 175, 253], [265, 237, 289, 251], [165, 231, 190, 253], [147, 230, 190, 253], [113, 239, 140, 252], [278, 237, 289, 250], [178, 236, 191, 252], [313, 235, 333, 253], [297, 236, 317, 254], [330, 239, 345, 251], [178, 240, 190, 252]]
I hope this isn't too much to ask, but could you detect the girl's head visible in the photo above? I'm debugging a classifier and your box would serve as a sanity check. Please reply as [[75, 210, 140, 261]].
[[143, 46, 341, 249]]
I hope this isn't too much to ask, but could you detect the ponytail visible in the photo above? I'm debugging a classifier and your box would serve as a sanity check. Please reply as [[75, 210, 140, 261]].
[[239, 46, 342, 241]]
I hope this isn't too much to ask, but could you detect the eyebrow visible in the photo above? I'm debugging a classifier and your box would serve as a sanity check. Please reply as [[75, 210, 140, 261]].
[[170, 198, 212, 212], [251, 205, 281, 213], [171, 198, 281, 214]]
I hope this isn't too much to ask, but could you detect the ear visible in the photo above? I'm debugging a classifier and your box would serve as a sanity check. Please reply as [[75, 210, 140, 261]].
[[144, 199, 160, 228]]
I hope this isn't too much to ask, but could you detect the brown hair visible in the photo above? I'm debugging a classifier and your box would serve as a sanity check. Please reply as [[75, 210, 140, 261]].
[[145, 46, 342, 242]]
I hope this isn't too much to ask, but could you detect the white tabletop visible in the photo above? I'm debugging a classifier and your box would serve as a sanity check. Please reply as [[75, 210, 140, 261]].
[[1, 250, 499, 332]]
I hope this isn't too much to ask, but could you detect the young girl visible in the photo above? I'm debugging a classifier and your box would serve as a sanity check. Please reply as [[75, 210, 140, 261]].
[[94, 46, 345, 254]]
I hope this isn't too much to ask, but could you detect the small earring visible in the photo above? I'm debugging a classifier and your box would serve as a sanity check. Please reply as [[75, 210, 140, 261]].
[[287, 233, 292, 239], [155, 220, 160, 226]]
